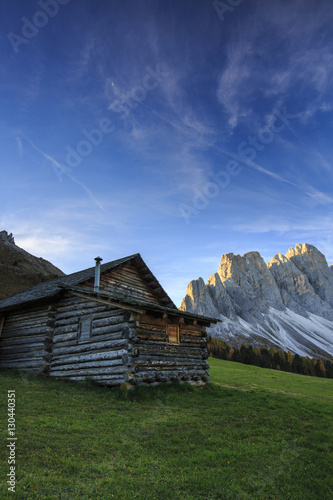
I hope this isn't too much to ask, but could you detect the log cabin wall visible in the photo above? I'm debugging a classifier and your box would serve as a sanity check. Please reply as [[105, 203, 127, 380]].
[[124, 313, 210, 386], [0, 304, 55, 372], [49, 293, 137, 386]]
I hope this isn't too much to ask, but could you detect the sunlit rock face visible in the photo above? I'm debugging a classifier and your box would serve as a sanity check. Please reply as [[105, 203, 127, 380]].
[[267, 250, 333, 321], [217, 251, 284, 322], [181, 277, 220, 318], [285, 244, 333, 308], [180, 244, 333, 360]]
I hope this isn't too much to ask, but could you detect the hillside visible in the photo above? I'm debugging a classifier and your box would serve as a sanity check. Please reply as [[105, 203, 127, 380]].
[[0, 230, 65, 300], [181, 244, 333, 360], [0, 360, 332, 499]]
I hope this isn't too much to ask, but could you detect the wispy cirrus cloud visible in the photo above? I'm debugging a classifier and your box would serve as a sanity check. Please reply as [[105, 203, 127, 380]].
[[305, 187, 333, 206], [102, 61, 218, 198], [216, 44, 253, 128], [23, 136, 104, 211], [76, 35, 97, 78], [232, 213, 333, 237], [216, 2, 333, 130]]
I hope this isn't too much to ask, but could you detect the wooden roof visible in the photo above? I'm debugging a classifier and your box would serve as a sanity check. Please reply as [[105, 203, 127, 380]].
[[0, 254, 132, 311], [0, 253, 219, 324], [0, 253, 173, 310]]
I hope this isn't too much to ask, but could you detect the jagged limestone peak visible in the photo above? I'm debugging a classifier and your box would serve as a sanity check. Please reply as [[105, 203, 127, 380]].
[[184, 277, 205, 300], [286, 243, 327, 265], [218, 251, 267, 284], [180, 243, 333, 359], [180, 276, 222, 319], [284, 243, 333, 306], [267, 252, 288, 267]]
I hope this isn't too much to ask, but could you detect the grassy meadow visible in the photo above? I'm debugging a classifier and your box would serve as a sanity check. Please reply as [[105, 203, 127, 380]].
[[1, 358, 332, 499]]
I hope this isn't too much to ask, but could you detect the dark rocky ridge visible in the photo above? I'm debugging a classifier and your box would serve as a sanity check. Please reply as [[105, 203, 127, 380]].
[[0, 230, 65, 300], [180, 244, 333, 360]]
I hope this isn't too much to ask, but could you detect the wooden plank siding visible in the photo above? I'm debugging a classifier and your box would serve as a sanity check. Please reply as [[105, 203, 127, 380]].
[[48, 293, 136, 386], [0, 304, 55, 372], [84, 263, 163, 306]]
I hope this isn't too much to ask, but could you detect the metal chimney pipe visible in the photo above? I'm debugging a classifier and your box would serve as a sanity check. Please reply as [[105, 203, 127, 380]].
[[94, 257, 103, 292]]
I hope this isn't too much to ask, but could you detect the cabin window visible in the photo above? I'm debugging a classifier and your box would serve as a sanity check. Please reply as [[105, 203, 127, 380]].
[[78, 316, 92, 342], [167, 324, 179, 344]]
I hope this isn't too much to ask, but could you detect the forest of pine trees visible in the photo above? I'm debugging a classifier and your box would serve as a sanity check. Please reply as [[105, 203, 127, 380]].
[[207, 335, 333, 378]]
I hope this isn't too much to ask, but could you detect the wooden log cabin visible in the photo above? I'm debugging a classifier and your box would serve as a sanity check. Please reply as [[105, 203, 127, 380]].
[[0, 254, 218, 387]]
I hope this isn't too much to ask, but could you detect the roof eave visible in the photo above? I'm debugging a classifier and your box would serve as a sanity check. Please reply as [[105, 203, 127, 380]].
[[0, 289, 63, 314], [63, 285, 220, 325]]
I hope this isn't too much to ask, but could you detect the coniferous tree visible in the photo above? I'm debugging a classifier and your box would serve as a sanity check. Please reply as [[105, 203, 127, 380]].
[[206, 336, 333, 378], [292, 354, 303, 374], [286, 351, 294, 372], [315, 359, 326, 378]]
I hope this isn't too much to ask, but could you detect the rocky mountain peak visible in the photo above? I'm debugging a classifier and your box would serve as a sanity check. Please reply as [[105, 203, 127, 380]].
[[0, 230, 65, 299], [0, 230, 15, 245], [180, 243, 333, 360], [218, 251, 265, 281], [268, 252, 288, 265], [184, 277, 205, 301], [286, 243, 328, 267], [217, 250, 284, 319], [285, 243, 333, 307], [181, 277, 220, 319]]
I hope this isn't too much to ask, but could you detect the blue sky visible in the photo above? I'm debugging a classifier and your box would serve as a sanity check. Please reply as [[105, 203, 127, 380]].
[[1, 0, 333, 305]]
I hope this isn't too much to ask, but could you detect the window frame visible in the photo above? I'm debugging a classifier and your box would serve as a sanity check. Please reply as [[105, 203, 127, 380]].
[[167, 324, 180, 345], [78, 316, 93, 342]]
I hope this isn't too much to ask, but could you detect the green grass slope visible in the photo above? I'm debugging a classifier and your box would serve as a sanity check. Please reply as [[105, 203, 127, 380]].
[[0, 359, 332, 499]]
